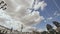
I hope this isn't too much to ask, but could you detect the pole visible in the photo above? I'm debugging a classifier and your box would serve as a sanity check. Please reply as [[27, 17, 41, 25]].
[[21, 24, 23, 34]]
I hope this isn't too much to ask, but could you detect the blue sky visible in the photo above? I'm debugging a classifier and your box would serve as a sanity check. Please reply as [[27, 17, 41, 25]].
[[35, 0, 60, 30]]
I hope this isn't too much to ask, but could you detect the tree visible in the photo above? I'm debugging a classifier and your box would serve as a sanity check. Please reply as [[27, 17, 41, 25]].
[[32, 30, 40, 34], [41, 31, 48, 34], [46, 24, 57, 34], [46, 24, 53, 31], [53, 21, 60, 27]]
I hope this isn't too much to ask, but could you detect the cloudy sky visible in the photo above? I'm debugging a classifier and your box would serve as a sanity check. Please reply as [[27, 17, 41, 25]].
[[0, 0, 60, 32]]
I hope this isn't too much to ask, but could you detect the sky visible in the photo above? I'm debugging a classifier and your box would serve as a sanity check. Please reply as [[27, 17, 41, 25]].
[[0, 0, 60, 32], [35, 0, 60, 31]]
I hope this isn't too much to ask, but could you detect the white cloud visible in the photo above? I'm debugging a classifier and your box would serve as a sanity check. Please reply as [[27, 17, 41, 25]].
[[47, 17, 53, 20], [44, 17, 53, 22], [0, 0, 46, 31], [0, 9, 23, 30], [54, 11, 60, 17], [44, 20, 47, 22], [20, 11, 44, 26], [54, 11, 57, 16], [34, 1, 47, 10], [4, 0, 45, 26], [4, 0, 34, 19]]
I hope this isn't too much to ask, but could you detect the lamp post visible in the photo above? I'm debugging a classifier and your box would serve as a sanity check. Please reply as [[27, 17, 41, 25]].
[[21, 24, 23, 34]]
